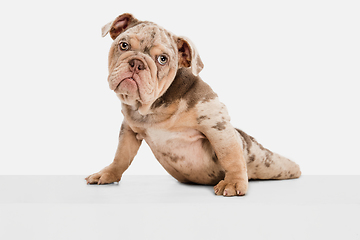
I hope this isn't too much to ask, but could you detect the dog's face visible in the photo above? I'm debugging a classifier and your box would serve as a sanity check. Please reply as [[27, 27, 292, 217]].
[[102, 13, 204, 115]]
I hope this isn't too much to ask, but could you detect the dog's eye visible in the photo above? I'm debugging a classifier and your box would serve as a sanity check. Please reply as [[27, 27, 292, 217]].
[[119, 42, 129, 51], [157, 55, 168, 65]]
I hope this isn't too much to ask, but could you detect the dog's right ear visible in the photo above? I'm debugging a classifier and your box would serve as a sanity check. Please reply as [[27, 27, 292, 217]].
[[101, 13, 139, 40]]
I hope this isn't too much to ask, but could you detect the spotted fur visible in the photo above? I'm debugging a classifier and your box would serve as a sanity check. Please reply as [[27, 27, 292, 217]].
[[86, 13, 301, 197]]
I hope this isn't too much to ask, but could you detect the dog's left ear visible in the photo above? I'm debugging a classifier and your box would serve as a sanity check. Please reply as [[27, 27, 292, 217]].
[[176, 37, 204, 76], [102, 13, 139, 40]]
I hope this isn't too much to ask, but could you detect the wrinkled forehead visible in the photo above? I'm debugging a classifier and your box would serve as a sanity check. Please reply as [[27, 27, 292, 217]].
[[116, 22, 176, 56]]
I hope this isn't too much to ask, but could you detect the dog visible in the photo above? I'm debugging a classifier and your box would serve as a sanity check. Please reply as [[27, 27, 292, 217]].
[[85, 13, 301, 196]]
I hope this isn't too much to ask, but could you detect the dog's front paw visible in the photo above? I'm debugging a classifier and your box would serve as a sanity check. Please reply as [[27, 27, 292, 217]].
[[214, 179, 248, 197], [85, 167, 122, 185]]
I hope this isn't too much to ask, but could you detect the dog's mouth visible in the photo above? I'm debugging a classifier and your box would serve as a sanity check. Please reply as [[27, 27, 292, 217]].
[[117, 77, 138, 90], [114, 77, 142, 105]]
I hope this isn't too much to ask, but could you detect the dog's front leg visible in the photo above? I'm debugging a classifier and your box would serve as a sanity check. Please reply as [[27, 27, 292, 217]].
[[207, 126, 248, 196], [196, 101, 248, 196], [86, 121, 142, 184]]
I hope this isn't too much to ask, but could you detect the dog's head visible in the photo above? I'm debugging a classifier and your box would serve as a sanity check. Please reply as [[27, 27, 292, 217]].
[[102, 13, 204, 115]]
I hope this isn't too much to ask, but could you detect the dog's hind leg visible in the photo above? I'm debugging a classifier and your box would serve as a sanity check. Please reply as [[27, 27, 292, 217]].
[[236, 129, 301, 180]]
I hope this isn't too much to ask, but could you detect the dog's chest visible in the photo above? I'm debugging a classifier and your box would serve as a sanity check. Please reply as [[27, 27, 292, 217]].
[[138, 127, 221, 184], [142, 127, 206, 157]]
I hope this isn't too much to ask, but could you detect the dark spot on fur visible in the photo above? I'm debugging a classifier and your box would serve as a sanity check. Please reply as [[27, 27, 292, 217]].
[[197, 115, 209, 124], [166, 31, 172, 39], [162, 152, 183, 163], [248, 155, 255, 163], [272, 173, 282, 179], [212, 154, 218, 163], [143, 46, 150, 55], [212, 121, 226, 131], [208, 173, 216, 179], [290, 174, 294, 178], [150, 30, 156, 39], [264, 154, 273, 167], [258, 143, 266, 151], [218, 170, 225, 179]]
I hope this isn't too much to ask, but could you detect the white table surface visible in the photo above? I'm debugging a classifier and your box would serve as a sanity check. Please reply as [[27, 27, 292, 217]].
[[1, 175, 359, 240]]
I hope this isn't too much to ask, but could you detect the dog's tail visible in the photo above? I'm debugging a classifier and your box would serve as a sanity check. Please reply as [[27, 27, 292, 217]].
[[236, 129, 301, 180]]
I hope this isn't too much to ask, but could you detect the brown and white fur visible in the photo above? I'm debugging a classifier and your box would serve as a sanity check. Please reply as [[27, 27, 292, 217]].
[[86, 13, 301, 196]]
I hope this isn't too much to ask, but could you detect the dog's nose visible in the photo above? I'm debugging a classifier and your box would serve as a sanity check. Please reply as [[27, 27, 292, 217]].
[[129, 59, 145, 72]]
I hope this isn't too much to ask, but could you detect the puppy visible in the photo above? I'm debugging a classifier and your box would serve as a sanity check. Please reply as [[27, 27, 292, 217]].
[[86, 13, 301, 196]]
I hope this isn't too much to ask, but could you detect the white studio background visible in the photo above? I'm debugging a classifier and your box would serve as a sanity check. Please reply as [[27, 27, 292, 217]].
[[0, 0, 359, 176]]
